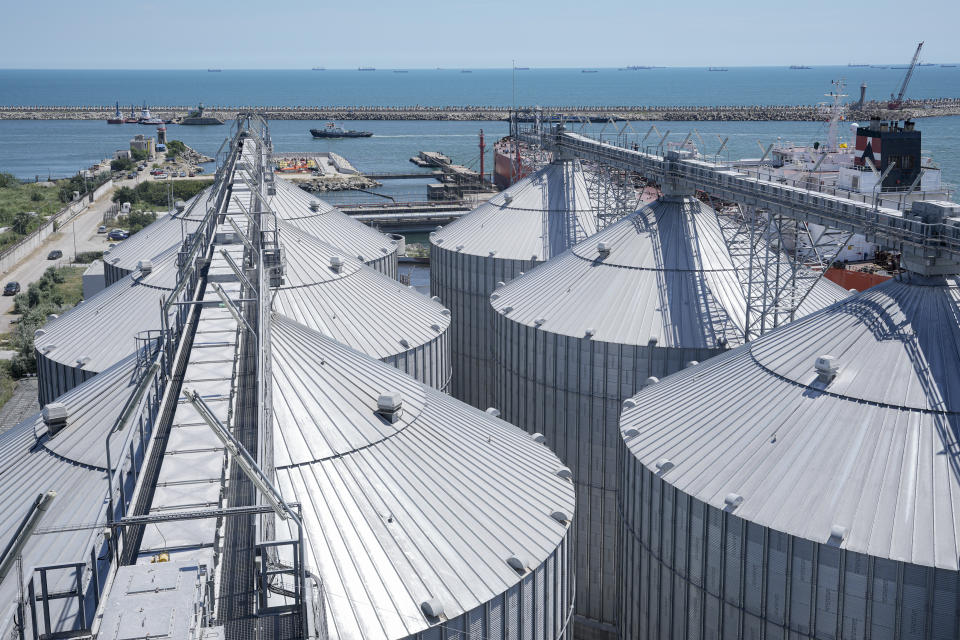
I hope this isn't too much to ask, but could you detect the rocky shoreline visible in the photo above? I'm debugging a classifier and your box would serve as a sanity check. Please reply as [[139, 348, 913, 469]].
[[3, 99, 960, 122]]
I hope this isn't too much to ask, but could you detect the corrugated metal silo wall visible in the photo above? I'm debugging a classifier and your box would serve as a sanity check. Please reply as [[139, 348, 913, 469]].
[[430, 244, 536, 409], [618, 450, 960, 640], [103, 262, 132, 288], [35, 349, 96, 406], [368, 250, 399, 281], [493, 315, 722, 638], [402, 535, 573, 640], [381, 329, 451, 392]]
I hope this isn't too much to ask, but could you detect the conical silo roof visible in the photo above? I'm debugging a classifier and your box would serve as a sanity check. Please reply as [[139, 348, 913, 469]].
[[35, 245, 180, 404], [431, 158, 597, 261], [491, 195, 848, 348], [0, 354, 145, 633], [268, 314, 574, 639], [489, 195, 849, 635], [620, 272, 960, 567], [617, 272, 960, 639], [429, 158, 598, 409], [271, 220, 451, 389], [269, 176, 399, 278], [102, 190, 209, 285]]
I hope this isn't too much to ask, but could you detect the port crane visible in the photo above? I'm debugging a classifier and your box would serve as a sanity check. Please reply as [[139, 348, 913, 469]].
[[888, 41, 923, 110]]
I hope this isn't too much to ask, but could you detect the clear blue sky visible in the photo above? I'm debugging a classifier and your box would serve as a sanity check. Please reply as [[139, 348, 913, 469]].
[[2, 0, 957, 69]]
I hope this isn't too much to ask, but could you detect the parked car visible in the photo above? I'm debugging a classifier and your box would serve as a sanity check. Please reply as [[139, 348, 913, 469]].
[[47, 249, 63, 260], [3, 282, 20, 296], [98, 225, 107, 234], [107, 229, 128, 241], [127, 172, 136, 179], [179, 171, 186, 177]]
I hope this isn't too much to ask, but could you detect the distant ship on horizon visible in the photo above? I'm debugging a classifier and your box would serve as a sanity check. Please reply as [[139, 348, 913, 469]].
[[311, 67, 325, 71], [708, 67, 729, 72], [789, 65, 812, 70], [358, 67, 375, 71]]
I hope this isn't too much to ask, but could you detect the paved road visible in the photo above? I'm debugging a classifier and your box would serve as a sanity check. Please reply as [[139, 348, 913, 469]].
[[0, 169, 157, 326]]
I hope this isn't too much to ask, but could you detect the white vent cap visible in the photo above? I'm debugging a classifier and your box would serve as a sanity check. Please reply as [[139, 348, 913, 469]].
[[530, 432, 546, 444], [815, 354, 839, 382], [503, 193, 514, 205], [485, 407, 500, 418], [309, 201, 321, 212], [724, 493, 744, 509], [645, 376, 660, 386], [622, 399, 637, 410], [42, 403, 68, 428], [376, 393, 403, 423], [329, 256, 344, 271], [829, 524, 848, 542], [597, 241, 611, 256], [655, 458, 675, 472], [138, 260, 153, 274]]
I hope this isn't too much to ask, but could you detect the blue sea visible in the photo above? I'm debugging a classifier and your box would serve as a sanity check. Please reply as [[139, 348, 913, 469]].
[[1, 68, 958, 200], [2, 67, 959, 107]]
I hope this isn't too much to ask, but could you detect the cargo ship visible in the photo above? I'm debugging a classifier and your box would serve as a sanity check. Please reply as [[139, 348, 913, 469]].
[[179, 103, 224, 125]]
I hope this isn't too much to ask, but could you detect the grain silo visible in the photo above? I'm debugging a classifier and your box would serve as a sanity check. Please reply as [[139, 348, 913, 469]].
[[491, 195, 850, 639], [0, 353, 158, 636], [430, 158, 597, 410], [102, 191, 208, 285], [271, 220, 451, 389], [269, 176, 399, 278], [269, 313, 575, 639], [35, 244, 180, 405], [617, 214, 960, 638]]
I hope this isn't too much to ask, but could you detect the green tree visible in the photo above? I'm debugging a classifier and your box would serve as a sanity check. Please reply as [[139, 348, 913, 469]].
[[11, 211, 31, 234], [112, 185, 135, 203], [0, 173, 18, 188]]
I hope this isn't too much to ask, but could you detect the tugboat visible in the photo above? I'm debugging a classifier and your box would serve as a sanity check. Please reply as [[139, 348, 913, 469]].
[[123, 105, 139, 124], [107, 101, 123, 124], [309, 122, 373, 138]]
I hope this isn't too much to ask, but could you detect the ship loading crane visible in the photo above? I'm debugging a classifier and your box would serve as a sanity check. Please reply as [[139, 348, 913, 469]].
[[888, 41, 923, 110]]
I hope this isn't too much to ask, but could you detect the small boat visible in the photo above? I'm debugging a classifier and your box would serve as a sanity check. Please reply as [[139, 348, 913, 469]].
[[123, 105, 139, 123], [393, 70, 409, 73], [358, 67, 375, 71], [581, 69, 598, 73], [708, 67, 729, 72], [460, 70, 472, 73], [514, 66, 530, 71], [310, 122, 373, 138], [789, 65, 812, 70], [848, 63, 870, 67], [942, 64, 958, 68], [207, 69, 221, 72], [107, 101, 123, 124], [312, 67, 325, 71]]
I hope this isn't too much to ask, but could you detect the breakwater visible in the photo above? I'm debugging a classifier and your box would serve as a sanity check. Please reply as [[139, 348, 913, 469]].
[[2, 99, 960, 122]]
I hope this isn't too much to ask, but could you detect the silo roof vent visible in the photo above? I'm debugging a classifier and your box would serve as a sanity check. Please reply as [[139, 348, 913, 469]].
[[585, 328, 596, 338], [622, 399, 637, 410], [829, 524, 848, 542], [485, 407, 500, 418], [724, 493, 744, 510], [376, 393, 403, 423], [138, 260, 153, 274], [556, 467, 573, 480], [421, 598, 444, 619], [597, 241, 611, 257], [42, 403, 69, 436], [530, 432, 546, 444], [174, 200, 186, 213], [503, 193, 514, 205], [550, 510, 570, 524], [815, 355, 839, 383], [309, 201, 320, 212], [655, 458, 675, 473], [506, 554, 528, 573], [645, 376, 660, 386], [329, 256, 343, 272], [686, 360, 699, 368]]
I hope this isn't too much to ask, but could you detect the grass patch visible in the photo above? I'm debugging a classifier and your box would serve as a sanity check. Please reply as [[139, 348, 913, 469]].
[[74, 250, 104, 264], [0, 171, 110, 253], [4, 266, 86, 378], [0, 365, 17, 410]]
